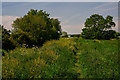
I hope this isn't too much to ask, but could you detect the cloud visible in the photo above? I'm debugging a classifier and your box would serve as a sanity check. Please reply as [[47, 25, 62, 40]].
[[50, 16, 62, 19], [0, 16, 2, 25], [62, 24, 84, 34], [112, 20, 119, 32], [92, 3, 115, 10], [61, 14, 81, 25], [94, 6, 117, 13], [1, 16, 20, 30], [91, 2, 118, 13]]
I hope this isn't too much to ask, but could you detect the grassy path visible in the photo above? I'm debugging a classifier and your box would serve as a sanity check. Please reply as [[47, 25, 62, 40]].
[[73, 38, 119, 78]]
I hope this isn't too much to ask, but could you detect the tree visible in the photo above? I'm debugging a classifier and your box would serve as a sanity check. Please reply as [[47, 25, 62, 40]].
[[10, 29, 33, 47], [12, 9, 61, 47], [0, 25, 2, 49], [1, 25, 16, 51], [61, 31, 68, 37], [81, 14, 119, 39]]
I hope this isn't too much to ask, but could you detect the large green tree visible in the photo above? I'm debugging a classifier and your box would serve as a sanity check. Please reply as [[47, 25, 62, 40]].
[[81, 14, 119, 39], [12, 9, 61, 47]]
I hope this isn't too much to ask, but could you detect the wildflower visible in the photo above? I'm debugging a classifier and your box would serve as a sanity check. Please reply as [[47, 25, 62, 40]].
[[75, 63, 79, 66], [76, 56, 79, 58], [93, 39, 100, 43]]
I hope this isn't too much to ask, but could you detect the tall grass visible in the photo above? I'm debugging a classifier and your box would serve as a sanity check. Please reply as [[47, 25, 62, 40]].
[[2, 37, 120, 78], [2, 38, 78, 78]]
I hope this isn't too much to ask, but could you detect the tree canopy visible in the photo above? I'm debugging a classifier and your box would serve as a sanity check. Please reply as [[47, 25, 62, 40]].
[[1, 25, 16, 51], [12, 9, 61, 47], [81, 14, 119, 39]]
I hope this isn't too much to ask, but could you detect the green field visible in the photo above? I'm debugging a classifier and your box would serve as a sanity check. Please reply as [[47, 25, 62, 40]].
[[2, 37, 120, 78]]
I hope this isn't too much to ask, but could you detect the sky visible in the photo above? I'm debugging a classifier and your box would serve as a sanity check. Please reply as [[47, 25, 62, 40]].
[[1, 0, 120, 2], [0, 2, 119, 34]]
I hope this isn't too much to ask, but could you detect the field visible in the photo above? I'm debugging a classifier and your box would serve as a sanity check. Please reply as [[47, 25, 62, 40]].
[[2, 37, 120, 78]]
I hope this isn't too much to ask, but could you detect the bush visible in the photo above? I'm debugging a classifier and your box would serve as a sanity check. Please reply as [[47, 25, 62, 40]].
[[1, 26, 16, 51]]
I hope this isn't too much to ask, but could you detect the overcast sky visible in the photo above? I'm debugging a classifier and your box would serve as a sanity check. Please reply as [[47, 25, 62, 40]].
[[1, 2, 119, 34]]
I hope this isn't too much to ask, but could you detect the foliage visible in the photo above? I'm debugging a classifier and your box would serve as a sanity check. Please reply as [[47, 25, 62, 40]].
[[2, 38, 79, 78], [81, 14, 119, 39], [1, 25, 16, 51], [0, 25, 2, 50], [61, 31, 68, 37], [2, 37, 119, 78], [12, 9, 61, 47], [10, 29, 33, 48]]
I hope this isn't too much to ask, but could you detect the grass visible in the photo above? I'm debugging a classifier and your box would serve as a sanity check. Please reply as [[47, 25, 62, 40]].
[[2, 38, 78, 78], [74, 38, 119, 78], [2, 37, 120, 78]]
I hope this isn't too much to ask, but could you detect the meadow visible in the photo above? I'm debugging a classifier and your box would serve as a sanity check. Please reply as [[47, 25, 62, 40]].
[[2, 37, 120, 78]]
